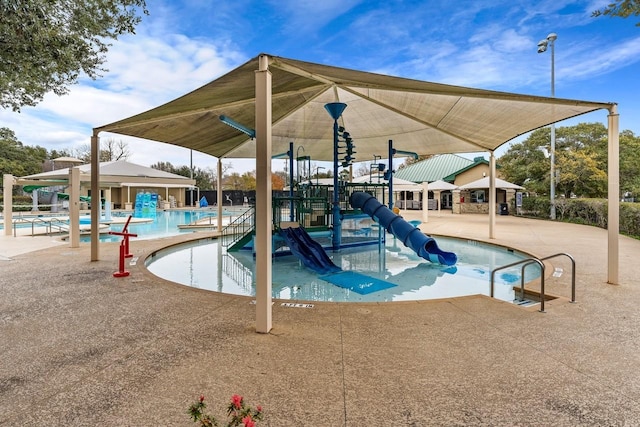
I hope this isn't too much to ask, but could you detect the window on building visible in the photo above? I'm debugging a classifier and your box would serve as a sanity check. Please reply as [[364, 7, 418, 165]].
[[471, 190, 486, 203]]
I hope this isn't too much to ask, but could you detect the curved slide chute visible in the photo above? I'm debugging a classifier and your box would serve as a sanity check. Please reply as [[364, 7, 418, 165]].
[[279, 225, 341, 274], [350, 192, 457, 266]]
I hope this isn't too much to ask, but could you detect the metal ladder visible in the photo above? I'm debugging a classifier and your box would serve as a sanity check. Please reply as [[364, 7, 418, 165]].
[[490, 253, 576, 312]]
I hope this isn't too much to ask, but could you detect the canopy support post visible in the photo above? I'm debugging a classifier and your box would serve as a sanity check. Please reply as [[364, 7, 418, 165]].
[[217, 158, 223, 231], [489, 152, 496, 239], [69, 167, 80, 247], [90, 132, 100, 261], [3, 174, 14, 236], [255, 54, 273, 333], [607, 106, 619, 285]]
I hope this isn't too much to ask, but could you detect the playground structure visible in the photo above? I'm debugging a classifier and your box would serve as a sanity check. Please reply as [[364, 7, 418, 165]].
[[350, 192, 457, 266], [218, 102, 457, 286]]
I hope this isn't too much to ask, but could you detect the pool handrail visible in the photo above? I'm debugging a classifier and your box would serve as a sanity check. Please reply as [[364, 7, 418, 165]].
[[491, 252, 576, 313], [490, 258, 546, 312], [539, 252, 576, 303], [221, 207, 255, 248]]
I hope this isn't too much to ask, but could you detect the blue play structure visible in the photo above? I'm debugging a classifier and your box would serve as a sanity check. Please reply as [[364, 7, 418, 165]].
[[350, 192, 457, 266], [278, 224, 398, 294], [278, 225, 341, 274], [134, 192, 157, 219]]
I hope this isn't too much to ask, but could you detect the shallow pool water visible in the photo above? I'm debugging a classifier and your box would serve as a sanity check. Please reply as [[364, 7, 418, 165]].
[[146, 235, 540, 303]]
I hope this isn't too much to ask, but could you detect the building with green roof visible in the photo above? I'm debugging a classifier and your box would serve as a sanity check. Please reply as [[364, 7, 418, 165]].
[[394, 154, 473, 183]]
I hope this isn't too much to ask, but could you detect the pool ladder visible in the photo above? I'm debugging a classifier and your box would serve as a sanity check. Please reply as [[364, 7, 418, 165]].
[[490, 253, 576, 313]]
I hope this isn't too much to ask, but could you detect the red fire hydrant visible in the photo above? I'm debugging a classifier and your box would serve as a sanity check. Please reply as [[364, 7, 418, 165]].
[[109, 215, 137, 278]]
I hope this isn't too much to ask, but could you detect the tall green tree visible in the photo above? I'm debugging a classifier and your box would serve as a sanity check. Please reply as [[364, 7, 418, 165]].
[[619, 130, 640, 196], [593, 0, 640, 26], [499, 122, 640, 199], [1, 0, 148, 111], [0, 127, 48, 177]]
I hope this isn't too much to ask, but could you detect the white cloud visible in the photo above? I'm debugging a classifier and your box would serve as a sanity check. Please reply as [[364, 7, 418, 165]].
[[0, 28, 247, 169]]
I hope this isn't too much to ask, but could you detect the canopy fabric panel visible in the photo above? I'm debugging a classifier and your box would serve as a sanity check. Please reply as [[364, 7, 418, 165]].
[[427, 180, 459, 191], [458, 177, 524, 190], [95, 54, 613, 162]]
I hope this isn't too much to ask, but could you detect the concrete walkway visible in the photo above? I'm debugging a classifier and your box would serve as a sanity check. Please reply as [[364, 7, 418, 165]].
[[1, 213, 639, 426]]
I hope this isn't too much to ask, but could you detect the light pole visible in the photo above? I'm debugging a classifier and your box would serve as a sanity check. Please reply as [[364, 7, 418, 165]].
[[538, 32, 557, 220]]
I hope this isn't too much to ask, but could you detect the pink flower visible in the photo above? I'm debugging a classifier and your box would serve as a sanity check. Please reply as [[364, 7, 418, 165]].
[[256, 405, 263, 413], [242, 415, 256, 427], [231, 394, 243, 409], [199, 395, 205, 403]]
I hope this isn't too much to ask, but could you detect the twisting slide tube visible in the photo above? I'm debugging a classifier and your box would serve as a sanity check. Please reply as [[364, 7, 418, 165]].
[[350, 192, 457, 266]]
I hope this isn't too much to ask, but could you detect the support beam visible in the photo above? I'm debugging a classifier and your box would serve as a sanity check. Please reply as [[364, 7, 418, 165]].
[[255, 54, 273, 333], [422, 182, 429, 224], [69, 167, 80, 247], [217, 158, 223, 232], [3, 174, 14, 236], [489, 152, 496, 239], [90, 133, 100, 261], [607, 106, 620, 285]]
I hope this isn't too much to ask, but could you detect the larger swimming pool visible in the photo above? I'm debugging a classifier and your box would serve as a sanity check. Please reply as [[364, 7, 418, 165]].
[[146, 235, 541, 303], [84, 209, 238, 242]]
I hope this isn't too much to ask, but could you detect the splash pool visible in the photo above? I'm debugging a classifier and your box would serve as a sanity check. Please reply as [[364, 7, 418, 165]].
[[145, 234, 541, 303]]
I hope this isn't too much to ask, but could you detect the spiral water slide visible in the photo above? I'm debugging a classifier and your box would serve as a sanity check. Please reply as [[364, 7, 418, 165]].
[[350, 192, 457, 266]]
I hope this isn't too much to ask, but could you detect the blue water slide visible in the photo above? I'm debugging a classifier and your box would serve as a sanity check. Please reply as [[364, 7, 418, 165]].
[[350, 192, 457, 266], [279, 226, 341, 274]]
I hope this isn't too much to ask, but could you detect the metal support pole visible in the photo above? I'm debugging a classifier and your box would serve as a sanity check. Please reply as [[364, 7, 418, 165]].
[[332, 118, 341, 250], [388, 140, 394, 210], [289, 142, 294, 221], [550, 36, 556, 220]]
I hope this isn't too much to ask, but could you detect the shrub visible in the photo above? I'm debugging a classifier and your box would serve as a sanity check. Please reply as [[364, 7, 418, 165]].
[[518, 196, 640, 239]]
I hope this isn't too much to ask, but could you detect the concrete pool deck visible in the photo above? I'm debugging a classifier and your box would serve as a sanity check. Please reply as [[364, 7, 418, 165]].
[[1, 213, 639, 425]]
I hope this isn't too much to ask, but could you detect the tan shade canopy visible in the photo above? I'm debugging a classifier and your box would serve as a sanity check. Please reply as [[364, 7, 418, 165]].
[[95, 54, 613, 162], [458, 177, 524, 190]]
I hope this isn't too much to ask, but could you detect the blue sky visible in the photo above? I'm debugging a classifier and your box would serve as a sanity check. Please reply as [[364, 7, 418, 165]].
[[2, 0, 639, 174]]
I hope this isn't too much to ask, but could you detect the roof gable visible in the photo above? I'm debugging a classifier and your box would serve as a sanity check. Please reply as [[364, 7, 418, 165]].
[[394, 154, 473, 183]]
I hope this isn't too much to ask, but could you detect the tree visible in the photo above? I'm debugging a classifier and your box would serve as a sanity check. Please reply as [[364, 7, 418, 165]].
[[555, 150, 607, 198], [74, 138, 131, 162], [0, 127, 49, 178], [150, 161, 233, 190], [1, 0, 148, 111], [271, 173, 285, 191], [499, 122, 640, 199], [224, 172, 244, 190], [241, 171, 256, 191], [398, 154, 433, 170], [619, 130, 640, 197], [593, 0, 640, 26]]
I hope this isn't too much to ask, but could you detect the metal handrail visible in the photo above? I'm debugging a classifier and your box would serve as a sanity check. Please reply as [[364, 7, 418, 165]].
[[539, 252, 576, 303], [491, 252, 576, 313], [517, 260, 540, 302], [221, 207, 255, 248], [12, 216, 68, 236], [490, 258, 546, 312]]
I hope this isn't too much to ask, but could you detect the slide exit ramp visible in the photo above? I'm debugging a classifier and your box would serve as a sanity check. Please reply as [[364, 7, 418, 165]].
[[350, 192, 457, 266], [278, 224, 341, 274], [278, 223, 397, 295]]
